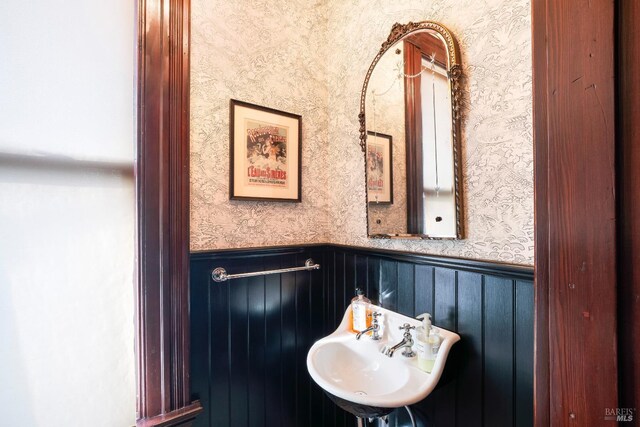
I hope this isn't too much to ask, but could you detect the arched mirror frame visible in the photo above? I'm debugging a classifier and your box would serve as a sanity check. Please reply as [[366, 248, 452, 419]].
[[359, 21, 464, 240]]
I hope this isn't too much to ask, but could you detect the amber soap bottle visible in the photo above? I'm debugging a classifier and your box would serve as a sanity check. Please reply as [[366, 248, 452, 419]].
[[350, 288, 371, 333]]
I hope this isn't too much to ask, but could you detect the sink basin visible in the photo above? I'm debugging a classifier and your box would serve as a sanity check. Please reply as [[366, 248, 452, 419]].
[[307, 304, 460, 412], [313, 341, 411, 397]]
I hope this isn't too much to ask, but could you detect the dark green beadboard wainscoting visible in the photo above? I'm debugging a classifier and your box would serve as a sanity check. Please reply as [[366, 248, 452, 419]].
[[190, 245, 534, 427]]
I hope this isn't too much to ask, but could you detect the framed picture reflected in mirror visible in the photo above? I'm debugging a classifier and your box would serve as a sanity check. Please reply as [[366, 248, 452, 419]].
[[366, 131, 393, 204]]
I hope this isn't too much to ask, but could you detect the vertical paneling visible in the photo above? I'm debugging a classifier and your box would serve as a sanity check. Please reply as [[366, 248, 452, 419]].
[[326, 250, 336, 337], [367, 255, 381, 305], [354, 254, 368, 294], [484, 277, 514, 427], [228, 274, 249, 427], [323, 250, 335, 424], [207, 258, 235, 427], [191, 249, 327, 427], [515, 281, 534, 427], [397, 263, 415, 316], [247, 266, 265, 427], [263, 256, 283, 427], [434, 268, 457, 331], [414, 265, 435, 317], [308, 249, 325, 427], [334, 251, 348, 427], [380, 260, 398, 311], [335, 251, 346, 328], [189, 260, 212, 426], [456, 271, 483, 427], [354, 248, 533, 427], [280, 254, 297, 427], [432, 268, 457, 427], [191, 246, 533, 427], [295, 253, 311, 427]]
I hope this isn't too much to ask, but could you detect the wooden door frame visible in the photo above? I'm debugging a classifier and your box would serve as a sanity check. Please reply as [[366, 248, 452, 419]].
[[133, 1, 635, 426], [135, 0, 202, 426], [616, 0, 640, 413], [533, 0, 619, 425], [531, 1, 550, 422]]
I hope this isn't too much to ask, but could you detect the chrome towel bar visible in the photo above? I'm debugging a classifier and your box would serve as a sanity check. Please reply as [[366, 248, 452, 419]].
[[211, 258, 321, 282]]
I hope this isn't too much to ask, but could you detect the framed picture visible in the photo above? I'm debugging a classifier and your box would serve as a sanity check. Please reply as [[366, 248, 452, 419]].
[[229, 99, 302, 202], [366, 131, 393, 204]]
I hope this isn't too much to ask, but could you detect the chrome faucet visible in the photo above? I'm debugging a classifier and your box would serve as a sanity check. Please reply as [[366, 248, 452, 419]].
[[356, 311, 382, 340], [383, 323, 416, 357]]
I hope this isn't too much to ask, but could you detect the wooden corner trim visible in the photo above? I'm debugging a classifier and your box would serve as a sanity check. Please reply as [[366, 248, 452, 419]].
[[137, 401, 203, 427], [135, 0, 194, 422]]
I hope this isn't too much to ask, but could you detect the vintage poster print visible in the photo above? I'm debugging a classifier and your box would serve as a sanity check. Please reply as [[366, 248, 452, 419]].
[[367, 143, 384, 191], [366, 132, 393, 204], [230, 100, 301, 202], [245, 121, 289, 188]]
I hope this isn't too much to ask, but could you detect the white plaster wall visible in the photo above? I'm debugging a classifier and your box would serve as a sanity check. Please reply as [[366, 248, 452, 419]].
[[0, 1, 136, 426]]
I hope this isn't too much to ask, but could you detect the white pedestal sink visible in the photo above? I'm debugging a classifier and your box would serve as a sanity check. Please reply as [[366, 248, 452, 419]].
[[307, 304, 460, 418]]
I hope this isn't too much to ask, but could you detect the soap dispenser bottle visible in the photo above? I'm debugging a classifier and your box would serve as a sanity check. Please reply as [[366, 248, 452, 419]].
[[415, 313, 433, 372], [350, 288, 371, 333], [425, 328, 442, 373]]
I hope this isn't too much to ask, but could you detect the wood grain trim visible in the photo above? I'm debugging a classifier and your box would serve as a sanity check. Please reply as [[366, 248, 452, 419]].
[[404, 41, 424, 234], [531, 0, 550, 424], [616, 0, 640, 411], [136, 0, 202, 424], [533, 0, 618, 424], [404, 33, 448, 68], [137, 402, 203, 427]]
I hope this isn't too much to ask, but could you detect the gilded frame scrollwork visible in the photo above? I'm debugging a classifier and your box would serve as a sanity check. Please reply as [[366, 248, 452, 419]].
[[359, 21, 464, 240]]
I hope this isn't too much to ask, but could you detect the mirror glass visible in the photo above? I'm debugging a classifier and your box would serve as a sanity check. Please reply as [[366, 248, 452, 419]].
[[361, 23, 463, 239]]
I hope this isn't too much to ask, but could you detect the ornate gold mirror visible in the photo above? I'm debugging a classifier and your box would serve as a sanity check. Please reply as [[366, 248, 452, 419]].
[[359, 21, 463, 239]]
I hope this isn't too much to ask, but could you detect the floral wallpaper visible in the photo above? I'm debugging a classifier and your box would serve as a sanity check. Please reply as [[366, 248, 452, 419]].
[[190, 0, 534, 265], [190, 0, 330, 250], [325, 0, 533, 265]]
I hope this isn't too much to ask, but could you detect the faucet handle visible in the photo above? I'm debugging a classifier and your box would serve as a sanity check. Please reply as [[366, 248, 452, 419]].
[[369, 311, 382, 320], [399, 323, 415, 331], [399, 323, 415, 337]]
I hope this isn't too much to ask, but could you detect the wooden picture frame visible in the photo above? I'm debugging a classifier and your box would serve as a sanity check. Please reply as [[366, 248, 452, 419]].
[[229, 99, 302, 202], [366, 131, 393, 204]]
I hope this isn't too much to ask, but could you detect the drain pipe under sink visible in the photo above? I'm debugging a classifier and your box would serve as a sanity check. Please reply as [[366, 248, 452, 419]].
[[356, 406, 416, 427]]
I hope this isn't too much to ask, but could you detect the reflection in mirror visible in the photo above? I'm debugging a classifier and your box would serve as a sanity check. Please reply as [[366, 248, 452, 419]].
[[360, 22, 463, 239]]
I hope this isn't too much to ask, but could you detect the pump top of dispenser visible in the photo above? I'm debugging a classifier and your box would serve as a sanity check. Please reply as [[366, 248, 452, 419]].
[[416, 313, 432, 339]]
